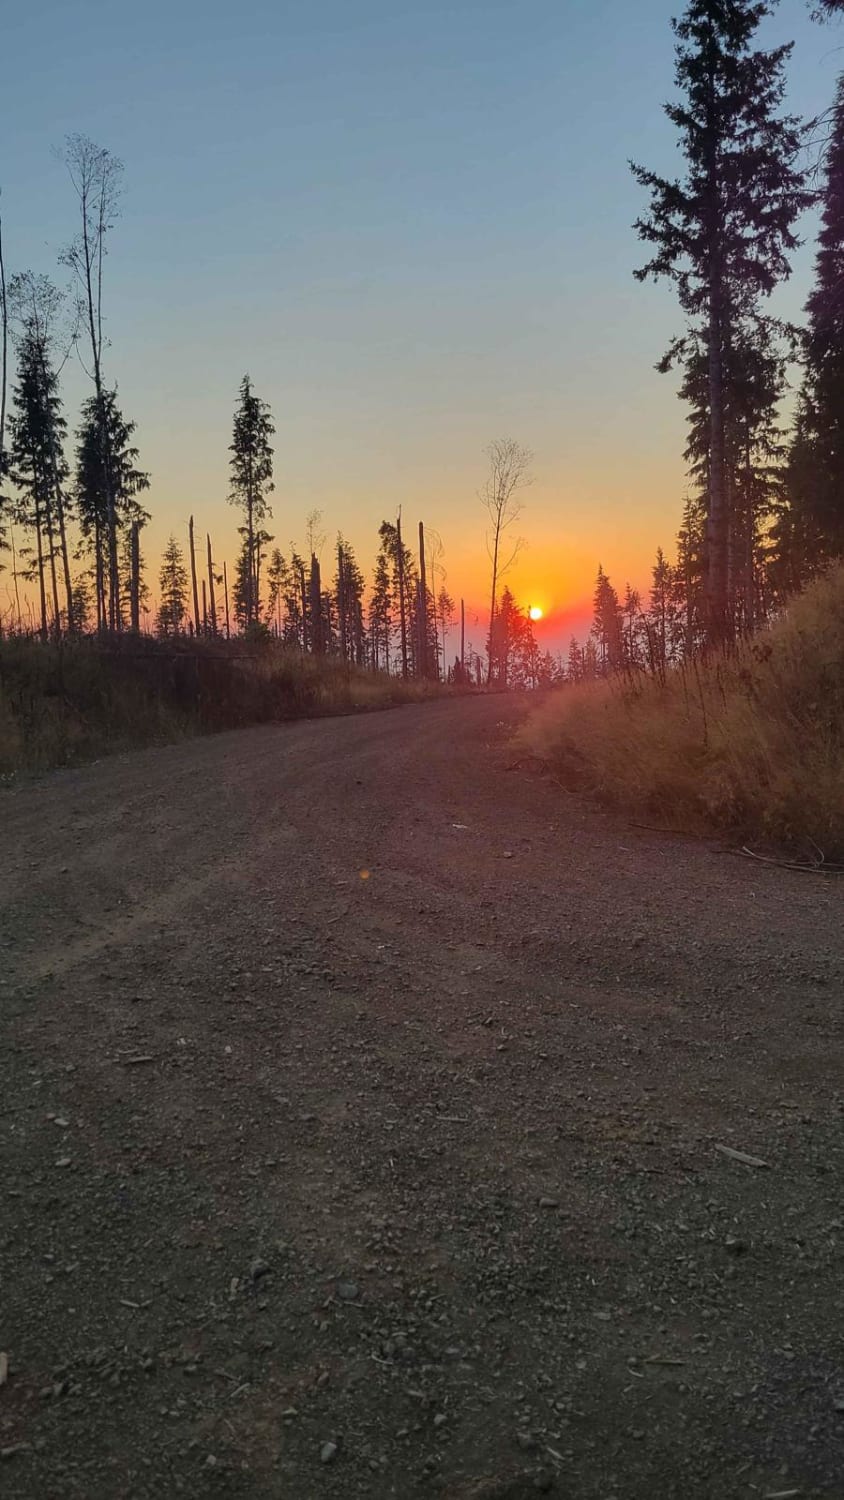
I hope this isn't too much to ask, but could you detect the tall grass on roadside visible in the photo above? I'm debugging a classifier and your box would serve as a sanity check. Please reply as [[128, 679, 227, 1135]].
[[0, 635, 441, 775], [525, 565, 844, 856]]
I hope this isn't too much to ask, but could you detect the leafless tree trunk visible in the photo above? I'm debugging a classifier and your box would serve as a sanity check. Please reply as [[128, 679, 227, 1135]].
[[33, 494, 48, 639], [706, 284, 728, 644], [206, 533, 217, 636], [337, 539, 348, 660], [188, 514, 201, 636], [43, 486, 61, 635], [129, 520, 140, 632], [9, 522, 22, 631], [418, 521, 428, 680], [480, 439, 532, 684], [298, 558, 308, 651], [223, 560, 231, 640], [460, 598, 465, 676]]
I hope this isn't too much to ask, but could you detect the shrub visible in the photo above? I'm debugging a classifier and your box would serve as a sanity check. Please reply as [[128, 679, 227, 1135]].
[[524, 566, 844, 857], [0, 635, 442, 774]]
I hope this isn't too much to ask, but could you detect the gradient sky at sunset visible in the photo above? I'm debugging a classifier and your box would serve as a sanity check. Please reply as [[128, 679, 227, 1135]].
[[3, 0, 841, 650]]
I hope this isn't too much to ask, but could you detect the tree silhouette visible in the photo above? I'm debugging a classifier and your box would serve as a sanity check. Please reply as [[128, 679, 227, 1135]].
[[228, 375, 274, 629], [632, 1, 809, 642]]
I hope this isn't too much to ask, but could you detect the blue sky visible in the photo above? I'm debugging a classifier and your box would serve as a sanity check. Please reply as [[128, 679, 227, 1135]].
[[3, 0, 842, 642]]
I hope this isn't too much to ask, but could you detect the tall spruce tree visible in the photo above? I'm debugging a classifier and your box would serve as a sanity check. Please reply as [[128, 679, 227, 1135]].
[[369, 550, 393, 672], [157, 535, 188, 637], [378, 520, 417, 679], [9, 273, 75, 630], [786, 76, 844, 566], [9, 319, 71, 635], [75, 390, 149, 631], [592, 564, 623, 673], [632, 0, 809, 643], [228, 375, 274, 629], [265, 547, 289, 634]]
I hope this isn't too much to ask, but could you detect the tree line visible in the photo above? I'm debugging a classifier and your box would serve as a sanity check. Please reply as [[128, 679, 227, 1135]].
[[0, 141, 538, 685], [1, 0, 843, 687]]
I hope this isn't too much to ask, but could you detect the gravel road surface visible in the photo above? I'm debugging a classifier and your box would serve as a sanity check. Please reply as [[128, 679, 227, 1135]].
[[1, 696, 842, 1499]]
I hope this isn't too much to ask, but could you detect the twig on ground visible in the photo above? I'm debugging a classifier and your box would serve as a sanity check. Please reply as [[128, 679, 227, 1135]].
[[714, 1143, 769, 1169], [727, 845, 844, 875]]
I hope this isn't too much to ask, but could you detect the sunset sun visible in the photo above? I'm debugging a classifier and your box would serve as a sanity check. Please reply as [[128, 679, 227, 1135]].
[[529, 606, 544, 622]]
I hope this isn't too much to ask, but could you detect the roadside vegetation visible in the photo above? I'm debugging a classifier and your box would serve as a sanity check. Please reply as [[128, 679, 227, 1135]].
[[0, 636, 440, 774], [526, 566, 844, 858]]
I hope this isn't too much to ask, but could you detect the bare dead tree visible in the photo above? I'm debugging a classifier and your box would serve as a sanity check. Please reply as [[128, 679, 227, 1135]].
[[206, 533, 218, 636], [480, 438, 532, 684], [188, 514, 201, 635], [60, 135, 124, 631], [417, 520, 428, 679], [305, 508, 326, 559], [129, 520, 140, 631]]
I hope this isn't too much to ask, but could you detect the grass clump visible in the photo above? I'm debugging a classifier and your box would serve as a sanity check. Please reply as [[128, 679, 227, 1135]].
[[525, 565, 844, 857]]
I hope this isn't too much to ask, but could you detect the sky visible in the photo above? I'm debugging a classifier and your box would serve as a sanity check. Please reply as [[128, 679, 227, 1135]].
[[2, 0, 842, 651]]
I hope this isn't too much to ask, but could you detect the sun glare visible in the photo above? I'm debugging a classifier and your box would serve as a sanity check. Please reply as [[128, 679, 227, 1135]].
[[529, 606, 544, 622]]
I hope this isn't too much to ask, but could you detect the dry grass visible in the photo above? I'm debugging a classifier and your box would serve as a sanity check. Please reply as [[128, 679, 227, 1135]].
[[525, 566, 844, 857], [0, 636, 444, 775]]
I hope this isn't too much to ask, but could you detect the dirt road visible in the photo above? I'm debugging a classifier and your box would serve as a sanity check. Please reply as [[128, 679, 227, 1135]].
[[1, 696, 842, 1499]]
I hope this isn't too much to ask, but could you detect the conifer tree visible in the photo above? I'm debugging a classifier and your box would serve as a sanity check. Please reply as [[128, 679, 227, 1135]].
[[488, 586, 529, 686], [333, 536, 366, 664], [436, 585, 455, 675], [75, 390, 149, 632], [228, 375, 274, 628], [786, 76, 844, 567], [378, 520, 417, 678], [566, 636, 583, 683], [232, 535, 252, 634], [369, 550, 393, 672], [8, 317, 71, 635], [673, 497, 707, 657], [621, 583, 643, 667], [157, 535, 188, 636], [8, 273, 77, 630], [592, 565, 622, 673], [265, 547, 289, 635], [480, 439, 531, 683], [632, 0, 809, 641], [283, 548, 307, 647], [647, 548, 674, 672]]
